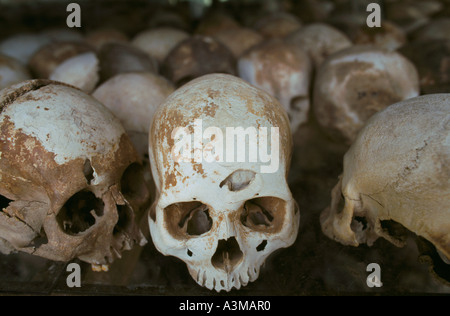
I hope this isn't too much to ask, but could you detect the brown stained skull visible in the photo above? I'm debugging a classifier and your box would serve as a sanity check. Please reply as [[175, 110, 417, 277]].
[[0, 80, 148, 267], [161, 35, 236, 87]]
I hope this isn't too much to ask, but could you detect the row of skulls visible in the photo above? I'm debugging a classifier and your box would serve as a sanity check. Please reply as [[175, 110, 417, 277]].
[[0, 4, 449, 292]]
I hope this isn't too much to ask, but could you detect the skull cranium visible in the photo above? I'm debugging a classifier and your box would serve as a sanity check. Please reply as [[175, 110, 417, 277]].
[[0, 80, 148, 268], [148, 74, 299, 292], [320, 94, 450, 278]]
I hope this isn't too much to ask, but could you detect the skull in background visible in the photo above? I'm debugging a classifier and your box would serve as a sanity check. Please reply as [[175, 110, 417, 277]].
[[321, 94, 450, 279], [238, 39, 312, 134], [0, 80, 148, 268], [148, 74, 299, 292]]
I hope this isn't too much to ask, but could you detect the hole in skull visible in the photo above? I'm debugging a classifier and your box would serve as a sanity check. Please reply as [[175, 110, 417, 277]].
[[83, 159, 94, 185], [256, 240, 267, 252], [219, 169, 256, 192], [352, 216, 367, 230], [240, 197, 286, 233], [57, 190, 104, 235], [380, 219, 408, 244], [29, 231, 48, 248], [178, 203, 212, 236], [120, 163, 147, 202], [211, 237, 243, 272], [113, 204, 133, 236], [0, 195, 12, 212], [187, 249, 193, 257], [416, 236, 450, 283]]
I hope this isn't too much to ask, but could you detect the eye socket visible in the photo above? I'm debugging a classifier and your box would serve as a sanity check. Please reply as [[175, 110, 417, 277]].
[[240, 196, 287, 233], [56, 190, 104, 235], [164, 201, 213, 239]]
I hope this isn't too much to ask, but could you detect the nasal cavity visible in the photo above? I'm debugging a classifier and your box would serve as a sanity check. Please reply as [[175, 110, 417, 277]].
[[211, 237, 243, 272], [219, 169, 256, 192]]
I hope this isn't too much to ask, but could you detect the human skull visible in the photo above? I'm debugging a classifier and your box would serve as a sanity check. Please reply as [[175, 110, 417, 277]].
[[98, 42, 158, 84], [49, 52, 99, 93], [131, 27, 189, 64], [148, 74, 299, 292], [252, 12, 302, 38], [92, 72, 175, 160], [28, 41, 94, 79], [313, 45, 420, 145], [161, 35, 236, 87], [320, 93, 450, 269], [214, 27, 264, 59], [0, 53, 31, 90], [0, 33, 50, 65], [351, 21, 407, 51], [85, 28, 129, 51], [285, 22, 352, 69], [238, 38, 312, 134], [0, 80, 148, 268]]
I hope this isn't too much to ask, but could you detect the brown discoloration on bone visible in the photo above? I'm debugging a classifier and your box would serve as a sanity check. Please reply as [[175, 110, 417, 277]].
[[253, 12, 302, 39], [0, 81, 146, 264], [0, 79, 79, 113], [214, 28, 264, 58], [192, 163, 206, 178], [152, 74, 293, 183], [98, 42, 158, 83], [314, 50, 419, 144], [250, 41, 306, 95], [29, 41, 94, 78], [344, 72, 400, 119], [162, 35, 236, 87], [352, 21, 406, 49]]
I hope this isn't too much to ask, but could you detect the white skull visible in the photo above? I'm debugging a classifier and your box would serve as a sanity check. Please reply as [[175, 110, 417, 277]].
[[238, 39, 312, 134], [92, 71, 175, 160], [320, 94, 450, 269], [148, 74, 299, 292], [0, 80, 148, 268]]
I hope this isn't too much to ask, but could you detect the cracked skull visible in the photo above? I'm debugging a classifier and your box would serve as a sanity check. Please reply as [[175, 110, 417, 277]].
[[0, 80, 148, 268], [320, 94, 450, 270], [148, 74, 299, 292]]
